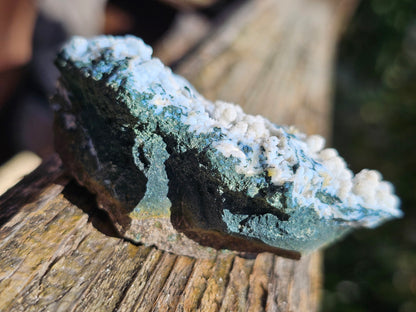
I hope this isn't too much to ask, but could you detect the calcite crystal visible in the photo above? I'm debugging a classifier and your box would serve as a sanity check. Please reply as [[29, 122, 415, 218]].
[[53, 35, 402, 259]]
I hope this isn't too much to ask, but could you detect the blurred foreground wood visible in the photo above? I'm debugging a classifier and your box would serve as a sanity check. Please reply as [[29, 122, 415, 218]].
[[0, 151, 41, 196], [0, 0, 357, 310]]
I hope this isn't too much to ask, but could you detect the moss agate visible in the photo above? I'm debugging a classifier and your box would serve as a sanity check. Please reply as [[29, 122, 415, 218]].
[[53, 35, 402, 259]]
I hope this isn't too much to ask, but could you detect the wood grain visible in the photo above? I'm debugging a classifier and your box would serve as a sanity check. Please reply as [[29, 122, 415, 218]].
[[176, 0, 358, 138], [0, 160, 321, 311], [0, 0, 358, 310]]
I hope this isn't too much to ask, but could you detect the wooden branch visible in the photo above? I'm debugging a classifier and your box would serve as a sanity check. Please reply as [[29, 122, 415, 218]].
[[0, 164, 321, 311], [0, 0, 358, 310], [176, 0, 358, 138]]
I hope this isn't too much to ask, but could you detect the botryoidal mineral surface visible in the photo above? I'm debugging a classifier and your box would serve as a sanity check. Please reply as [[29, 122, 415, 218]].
[[53, 36, 402, 259]]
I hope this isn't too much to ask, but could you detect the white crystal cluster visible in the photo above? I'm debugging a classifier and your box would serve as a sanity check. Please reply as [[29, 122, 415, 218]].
[[64, 36, 402, 227], [190, 100, 401, 227]]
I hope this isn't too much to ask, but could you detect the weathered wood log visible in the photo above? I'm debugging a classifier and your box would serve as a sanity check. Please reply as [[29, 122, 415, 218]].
[[0, 0, 357, 310], [0, 163, 322, 311], [176, 0, 358, 138], [0, 160, 321, 311]]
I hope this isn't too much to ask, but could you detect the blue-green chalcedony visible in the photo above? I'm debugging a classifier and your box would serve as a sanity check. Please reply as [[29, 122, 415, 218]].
[[53, 36, 402, 259]]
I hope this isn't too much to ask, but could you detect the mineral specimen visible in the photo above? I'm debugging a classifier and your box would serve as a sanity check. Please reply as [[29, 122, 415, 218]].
[[53, 35, 402, 259]]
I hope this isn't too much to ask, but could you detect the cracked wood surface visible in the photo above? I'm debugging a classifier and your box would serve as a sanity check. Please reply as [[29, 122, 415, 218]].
[[0, 167, 322, 311], [0, 0, 358, 310]]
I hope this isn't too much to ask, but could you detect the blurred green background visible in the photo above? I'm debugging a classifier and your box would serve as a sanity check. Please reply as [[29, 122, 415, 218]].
[[323, 1, 416, 311]]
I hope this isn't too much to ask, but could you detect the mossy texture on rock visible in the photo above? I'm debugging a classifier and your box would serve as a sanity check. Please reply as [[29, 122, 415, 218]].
[[53, 35, 402, 259]]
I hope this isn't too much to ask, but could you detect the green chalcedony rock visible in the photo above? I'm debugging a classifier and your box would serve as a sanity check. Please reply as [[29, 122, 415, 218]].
[[53, 36, 402, 259]]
